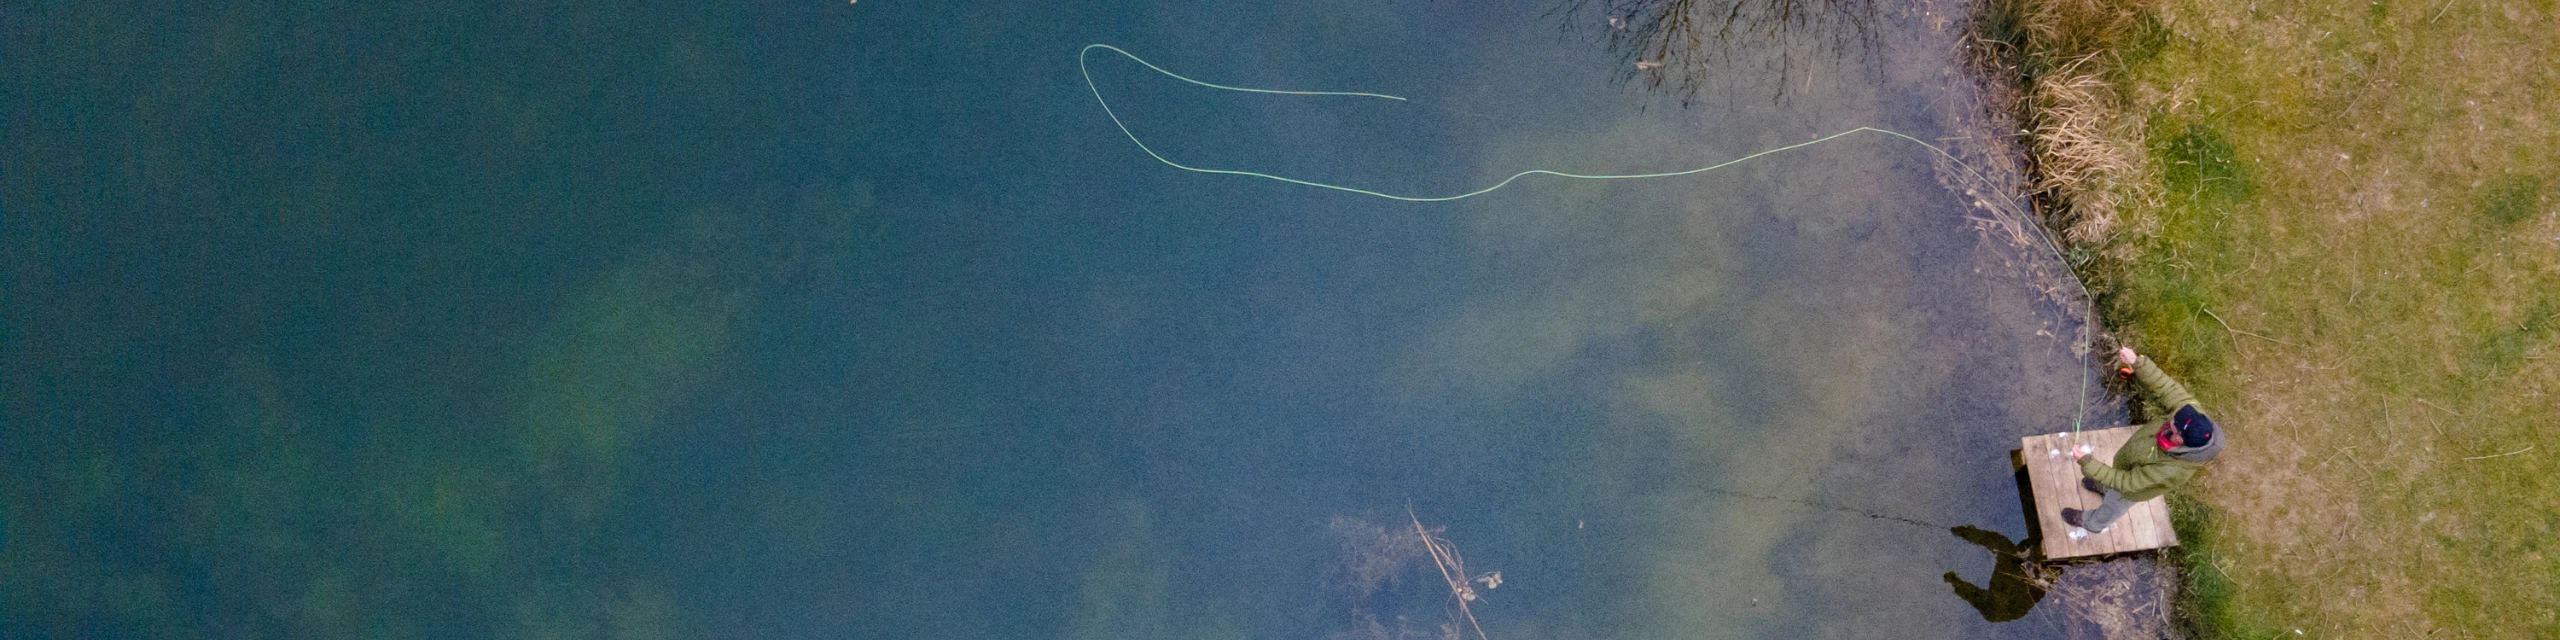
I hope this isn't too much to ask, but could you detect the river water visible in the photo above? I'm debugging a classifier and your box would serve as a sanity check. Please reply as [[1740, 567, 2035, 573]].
[[6, 0, 2114, 637]]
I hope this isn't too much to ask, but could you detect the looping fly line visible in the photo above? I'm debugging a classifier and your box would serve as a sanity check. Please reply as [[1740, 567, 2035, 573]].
[[1079, 43, 1973, 203], [1079, 43, 2098, 435]]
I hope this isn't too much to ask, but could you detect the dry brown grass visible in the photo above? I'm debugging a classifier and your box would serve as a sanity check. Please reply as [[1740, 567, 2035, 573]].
[[2004, 0, 2158, 62], [1976, 0, 2162, 252], [2026, 57, 2148, 244]]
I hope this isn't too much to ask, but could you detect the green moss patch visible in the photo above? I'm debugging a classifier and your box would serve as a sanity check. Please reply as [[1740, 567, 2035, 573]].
[[2477, 173, 2547, 227]]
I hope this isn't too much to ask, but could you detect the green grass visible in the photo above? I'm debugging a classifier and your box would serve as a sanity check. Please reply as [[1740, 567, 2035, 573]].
[[1997, 0, 2560, 636], [2164, 494, 2283, 638], [2465, 296, 2558, 379], [2478, 174, 2548, 227]]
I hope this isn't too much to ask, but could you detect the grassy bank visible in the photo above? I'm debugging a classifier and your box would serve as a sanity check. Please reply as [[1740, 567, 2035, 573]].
[[1983, 0, 2559, 636]]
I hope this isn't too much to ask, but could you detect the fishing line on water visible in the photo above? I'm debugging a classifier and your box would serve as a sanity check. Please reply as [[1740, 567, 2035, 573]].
[[1078, 43, 2102, 438], [1692, 487, 1953, 531]]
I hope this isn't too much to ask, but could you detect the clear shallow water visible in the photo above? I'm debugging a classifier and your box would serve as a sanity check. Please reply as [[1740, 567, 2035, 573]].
[[6, 0, 2104, 637]]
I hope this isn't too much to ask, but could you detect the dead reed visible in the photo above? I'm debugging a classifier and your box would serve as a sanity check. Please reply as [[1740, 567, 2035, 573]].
[[2026, 56, 2146, 245]]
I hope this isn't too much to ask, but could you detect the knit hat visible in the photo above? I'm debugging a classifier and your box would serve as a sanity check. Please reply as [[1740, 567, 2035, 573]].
[[2173, 405, 2216, 446]]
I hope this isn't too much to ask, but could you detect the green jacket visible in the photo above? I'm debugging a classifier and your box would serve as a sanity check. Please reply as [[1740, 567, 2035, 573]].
[[2078, 357, 2226, 501]]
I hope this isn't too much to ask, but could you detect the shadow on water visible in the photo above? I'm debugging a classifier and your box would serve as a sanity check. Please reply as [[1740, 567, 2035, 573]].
[[1944, 452, 2057, 623], [1549, 0, 1882, 106], [1943, 525, 2047, 622]]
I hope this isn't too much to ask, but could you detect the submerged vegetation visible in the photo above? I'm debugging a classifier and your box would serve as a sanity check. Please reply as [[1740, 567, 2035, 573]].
[[1981, 0, 2559, 635], [1322, 511, 1501, 640], [1557, 0, 1881, 104]]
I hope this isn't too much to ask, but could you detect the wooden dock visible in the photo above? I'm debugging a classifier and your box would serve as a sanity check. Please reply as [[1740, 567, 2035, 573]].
[[2020, 425, 2180, 559]]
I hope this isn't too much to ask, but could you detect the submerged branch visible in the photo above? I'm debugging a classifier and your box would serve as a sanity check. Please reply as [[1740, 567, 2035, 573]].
[[1407, 504, 1490, 640]]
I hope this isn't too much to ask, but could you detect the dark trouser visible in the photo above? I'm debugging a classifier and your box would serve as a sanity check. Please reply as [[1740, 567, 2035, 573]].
[[2084, 488, 2135, 532]]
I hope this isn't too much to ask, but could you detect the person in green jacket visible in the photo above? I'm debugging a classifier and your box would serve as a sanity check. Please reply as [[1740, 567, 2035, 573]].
[[2065, 347, 2226, 535]]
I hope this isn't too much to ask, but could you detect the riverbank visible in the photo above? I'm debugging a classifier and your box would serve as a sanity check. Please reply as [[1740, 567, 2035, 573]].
[[1979, 0, 2558, 636]]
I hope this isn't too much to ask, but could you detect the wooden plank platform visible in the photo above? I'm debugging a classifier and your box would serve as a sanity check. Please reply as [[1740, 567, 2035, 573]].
[[2020, 425, 2179, 559]]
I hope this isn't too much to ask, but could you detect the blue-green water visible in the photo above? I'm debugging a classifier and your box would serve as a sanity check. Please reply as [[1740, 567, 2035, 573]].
[[6, 0, 2115, 637]]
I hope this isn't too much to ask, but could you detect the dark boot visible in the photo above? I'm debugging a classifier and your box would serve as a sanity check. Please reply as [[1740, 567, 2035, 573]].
[[2060, 508, 2085, 529], [2081, 478, 2106, 495]]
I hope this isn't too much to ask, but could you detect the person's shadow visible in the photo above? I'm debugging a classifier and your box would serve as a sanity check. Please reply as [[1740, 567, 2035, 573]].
[[1942, 525, 2046, 622]]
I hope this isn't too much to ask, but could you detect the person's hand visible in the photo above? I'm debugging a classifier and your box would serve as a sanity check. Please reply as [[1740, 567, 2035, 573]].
[[2117, 347, 2139, 365], [2068, 443, 2093, 459]]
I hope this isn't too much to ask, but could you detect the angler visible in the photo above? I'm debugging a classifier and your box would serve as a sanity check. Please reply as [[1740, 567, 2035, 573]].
[[2066, 347, 2228, 535]]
